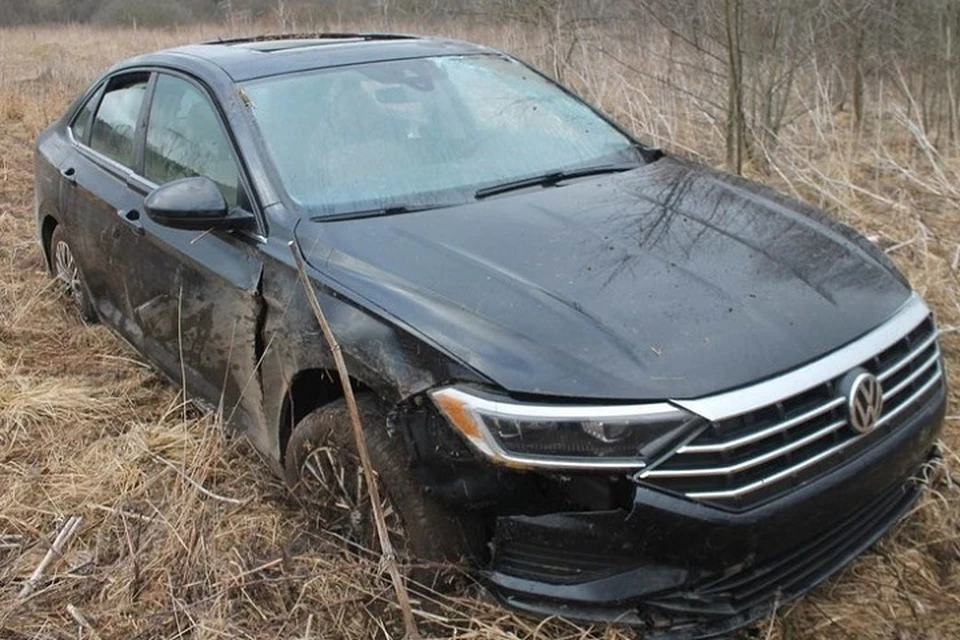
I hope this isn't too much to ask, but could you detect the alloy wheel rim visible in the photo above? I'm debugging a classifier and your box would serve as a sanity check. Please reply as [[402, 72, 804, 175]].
[[54, 240, 82, 305], [300, 445, 408, 558]]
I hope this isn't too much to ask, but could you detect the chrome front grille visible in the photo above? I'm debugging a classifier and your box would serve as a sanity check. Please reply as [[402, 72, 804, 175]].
[[641, 299, 945, 510]]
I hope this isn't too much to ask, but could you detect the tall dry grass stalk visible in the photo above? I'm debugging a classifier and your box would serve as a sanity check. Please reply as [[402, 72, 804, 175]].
[[0, 20, 957, 640]]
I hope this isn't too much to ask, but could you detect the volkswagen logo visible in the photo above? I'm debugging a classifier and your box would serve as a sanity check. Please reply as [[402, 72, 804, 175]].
[[844, 370, 884, 434]]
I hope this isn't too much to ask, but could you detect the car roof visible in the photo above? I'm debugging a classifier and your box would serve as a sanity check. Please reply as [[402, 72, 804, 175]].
[[124, 33, 497, 82]]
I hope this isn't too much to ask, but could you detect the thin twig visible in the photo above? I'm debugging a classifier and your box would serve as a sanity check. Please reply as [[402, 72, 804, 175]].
[[884, 234, 921, 255], [0, 534, 22, 550], [764, 592, 781, 639], [288, 239, 420, 640], [18, 515, 83, 600], [177, 284, 187, 424], [230, 557, 284, 584], [67, 604, 103, 640], [147, 450, 247, 505], [91, 504, 155, 523]]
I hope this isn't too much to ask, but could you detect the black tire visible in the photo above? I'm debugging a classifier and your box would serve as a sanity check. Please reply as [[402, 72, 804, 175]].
[[284, 393, 479, 571], [50, 225, 97, 323]]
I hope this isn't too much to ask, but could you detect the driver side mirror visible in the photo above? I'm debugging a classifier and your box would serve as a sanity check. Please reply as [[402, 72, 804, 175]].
[[144, 176, 254, 231]]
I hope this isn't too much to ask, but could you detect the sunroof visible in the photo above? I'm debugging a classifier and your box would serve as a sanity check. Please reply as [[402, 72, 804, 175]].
[[239, 39, 346, 52], [204, 33, 418, 52]]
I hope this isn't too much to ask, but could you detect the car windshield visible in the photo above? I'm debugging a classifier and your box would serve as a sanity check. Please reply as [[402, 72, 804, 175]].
[[242, 54, 644, 217]]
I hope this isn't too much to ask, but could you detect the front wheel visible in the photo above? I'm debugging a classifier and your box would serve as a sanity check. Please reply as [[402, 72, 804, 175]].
[[284, 394, 479, 575], [50, 225, 96, 323]]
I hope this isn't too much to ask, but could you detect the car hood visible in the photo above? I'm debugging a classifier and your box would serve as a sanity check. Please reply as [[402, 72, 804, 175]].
[[295, 156, 912, 400]]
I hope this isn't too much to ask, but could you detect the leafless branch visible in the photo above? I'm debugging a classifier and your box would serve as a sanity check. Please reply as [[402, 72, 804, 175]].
[[288, 239, 420, 640], [18, 515, 83, 600]]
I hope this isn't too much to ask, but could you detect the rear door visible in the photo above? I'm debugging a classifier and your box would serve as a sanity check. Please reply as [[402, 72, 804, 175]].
[[62, 71, 152, 341], [123, 71, 265, 429]]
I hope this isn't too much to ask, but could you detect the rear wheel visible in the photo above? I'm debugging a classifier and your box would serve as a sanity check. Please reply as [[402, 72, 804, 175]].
[[50, 225, 96, 323], [285, 394, 478, 582]]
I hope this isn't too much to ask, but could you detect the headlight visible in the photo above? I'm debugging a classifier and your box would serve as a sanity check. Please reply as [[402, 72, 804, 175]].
[[430, 386, 700, 471]]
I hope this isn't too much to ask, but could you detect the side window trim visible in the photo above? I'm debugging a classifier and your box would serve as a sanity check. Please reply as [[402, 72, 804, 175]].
[[131, 72, 158, 178], [141, 69, 265, 237]]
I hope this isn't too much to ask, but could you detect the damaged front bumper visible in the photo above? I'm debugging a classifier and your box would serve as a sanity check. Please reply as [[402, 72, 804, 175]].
[[482, 384, 945, 639]]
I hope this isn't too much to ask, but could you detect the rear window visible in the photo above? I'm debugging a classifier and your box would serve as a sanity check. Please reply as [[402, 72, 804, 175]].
[[89, 73, 149, 168], [70, 83, 103, 145]]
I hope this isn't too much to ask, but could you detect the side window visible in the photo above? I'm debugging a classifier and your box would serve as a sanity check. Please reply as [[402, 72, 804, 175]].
[[70, 83, 104, 145], [144, 74, 242, 208], [89, 73, 149, 168]]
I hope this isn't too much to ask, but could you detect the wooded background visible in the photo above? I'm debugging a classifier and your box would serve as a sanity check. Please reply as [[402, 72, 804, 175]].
[[5, 0, 958, 177]]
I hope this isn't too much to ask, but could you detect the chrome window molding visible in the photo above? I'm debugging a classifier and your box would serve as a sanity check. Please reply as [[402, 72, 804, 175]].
[[68, 127, 137, 180]]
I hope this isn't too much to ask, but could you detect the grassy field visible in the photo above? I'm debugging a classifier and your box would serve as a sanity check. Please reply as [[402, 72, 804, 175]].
[[0, 21, 958, 640]]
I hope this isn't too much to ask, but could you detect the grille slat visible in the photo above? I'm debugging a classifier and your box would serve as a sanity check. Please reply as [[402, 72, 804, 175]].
[[646, 419, 846, 478], [875, 366, 942, 430], [878, 331, 939, 382], [684, 367, 943, 501], [882, 350, 940, 400], [678, 398, 845, 455], [642, 313, 943, 509]]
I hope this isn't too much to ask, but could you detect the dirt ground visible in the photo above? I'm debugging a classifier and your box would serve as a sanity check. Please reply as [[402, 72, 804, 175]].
[[0, 23, 958, 640]]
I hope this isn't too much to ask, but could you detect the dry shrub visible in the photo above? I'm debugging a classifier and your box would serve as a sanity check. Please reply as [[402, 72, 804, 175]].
[[0, 20, 957, 640], [2, 93, 25, 122]]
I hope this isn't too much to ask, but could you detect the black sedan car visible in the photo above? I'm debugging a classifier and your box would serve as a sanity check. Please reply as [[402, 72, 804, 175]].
[[35, 33, 946, 639]]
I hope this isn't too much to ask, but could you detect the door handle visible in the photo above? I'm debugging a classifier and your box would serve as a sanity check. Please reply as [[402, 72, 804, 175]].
[[60, 167, 76, 185], [118, 209, 144, 236]]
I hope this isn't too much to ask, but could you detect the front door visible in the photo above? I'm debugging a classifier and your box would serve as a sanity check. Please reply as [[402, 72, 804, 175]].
[[124, 72, 265, 431]]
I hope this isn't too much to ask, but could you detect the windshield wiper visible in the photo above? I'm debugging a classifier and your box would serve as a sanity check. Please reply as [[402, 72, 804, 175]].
[[309, 204, 440, 222], [474, 163, 639, 200]]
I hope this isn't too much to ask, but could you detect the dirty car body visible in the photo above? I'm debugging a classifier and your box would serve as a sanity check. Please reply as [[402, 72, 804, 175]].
[[34, 34, 947, 638]]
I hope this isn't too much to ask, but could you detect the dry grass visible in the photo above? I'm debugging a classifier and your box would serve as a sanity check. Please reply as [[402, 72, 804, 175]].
[[0, 20, 958, 640]]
